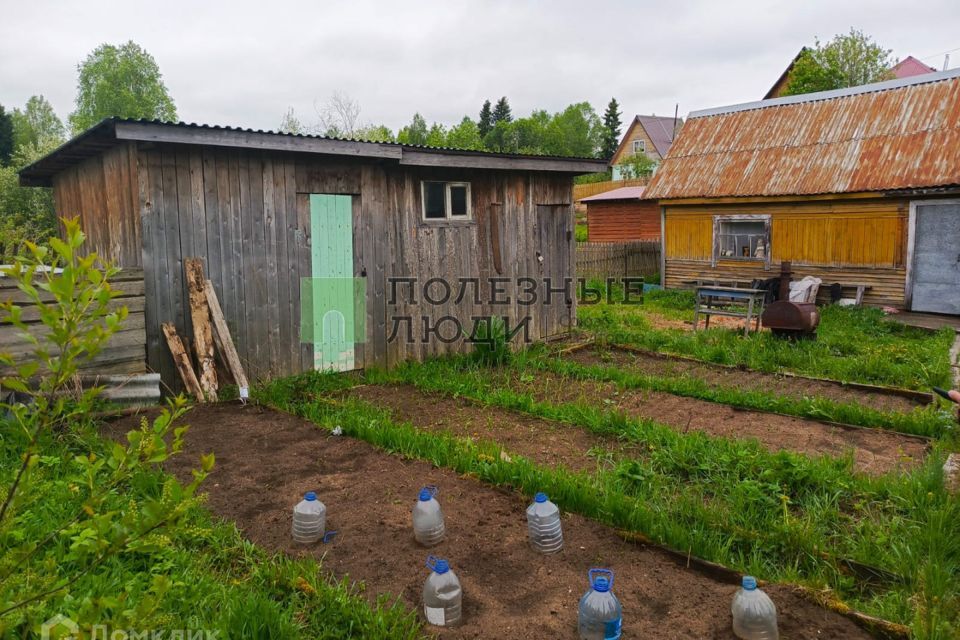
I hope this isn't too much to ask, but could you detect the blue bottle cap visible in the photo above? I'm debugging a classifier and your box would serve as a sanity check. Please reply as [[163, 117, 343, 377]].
[[426, 555, 450, 574], [304, 491, 317, 501], [742, 576, 757, 590], [419, 486, 436, 501], [534, 492, 548, 503], [589, 568, 614, 592]]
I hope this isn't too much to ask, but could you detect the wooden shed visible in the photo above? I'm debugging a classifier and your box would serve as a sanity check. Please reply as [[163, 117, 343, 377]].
[[19, 119, 605, 387], [645, 68, 960, 312], [582, 186, 660, 242]]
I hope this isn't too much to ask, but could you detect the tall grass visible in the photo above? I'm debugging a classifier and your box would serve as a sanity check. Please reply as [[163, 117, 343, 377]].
[[578, 290, 955, 390], [259, 368, 960, 639], [511, 347, 955, 439]]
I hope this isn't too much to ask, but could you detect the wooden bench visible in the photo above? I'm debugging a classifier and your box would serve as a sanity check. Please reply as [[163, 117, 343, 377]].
[[692, 285, 767, 336]]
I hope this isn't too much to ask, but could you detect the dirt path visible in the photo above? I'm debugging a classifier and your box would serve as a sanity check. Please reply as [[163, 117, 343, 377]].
[[507, 371, 927, 475], [566, 346, 926, 414], [108, 404, 870, 639]]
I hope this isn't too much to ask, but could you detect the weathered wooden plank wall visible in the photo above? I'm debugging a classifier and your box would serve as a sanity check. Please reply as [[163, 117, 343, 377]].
[[0, 269, 147, 375], [131, 144, 574, 389], [662, 198, 910, 306], [51, 143, 141, 267], [577, 241, 662, 280]]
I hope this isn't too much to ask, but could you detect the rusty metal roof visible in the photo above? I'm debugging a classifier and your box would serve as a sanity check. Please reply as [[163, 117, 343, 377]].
[[646, 67, 960, 200]]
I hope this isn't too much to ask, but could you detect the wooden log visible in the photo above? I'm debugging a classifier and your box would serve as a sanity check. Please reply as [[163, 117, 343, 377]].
[[204, 279, 250, 399], [185, 258, 218, 401], [161, 323, 204, 401]]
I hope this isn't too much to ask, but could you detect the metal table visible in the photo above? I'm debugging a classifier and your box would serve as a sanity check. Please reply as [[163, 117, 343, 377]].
[[693, 285, 767, 336]]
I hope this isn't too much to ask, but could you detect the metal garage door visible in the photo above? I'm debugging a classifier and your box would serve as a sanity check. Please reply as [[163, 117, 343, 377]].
[[911, 202, 960, 314]]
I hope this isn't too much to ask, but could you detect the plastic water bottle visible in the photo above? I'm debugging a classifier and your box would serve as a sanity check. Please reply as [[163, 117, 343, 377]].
[[412, 486, 445, 547], [422, 555, 462, 627], [578, 568, 622, 639], [527, 492, 563, 553], [732, 576, 779, 640], [292, 491, 326, 544]]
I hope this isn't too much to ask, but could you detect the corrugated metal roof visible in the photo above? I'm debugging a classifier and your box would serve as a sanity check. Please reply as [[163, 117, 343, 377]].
[[581, 186, 648, 202], [19, 117, 607, 186], [646, 67, 960, 199]]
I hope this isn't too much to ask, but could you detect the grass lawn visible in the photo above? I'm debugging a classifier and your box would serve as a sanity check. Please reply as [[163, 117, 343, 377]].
[[577, 288, 956, 390], [0, 418, 422, 639]]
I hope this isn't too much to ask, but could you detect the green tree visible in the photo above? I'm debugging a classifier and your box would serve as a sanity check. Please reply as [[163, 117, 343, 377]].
[[543, 102, 602, 157], [69, 41, 177, 134], [617, 152, 657, 178], [445, 117, 483, 150], [353, 124, 395, 142], [0, 143, 60, 260], [483, 120, 517, 153], [0, 106, 13, 166], [278, 107, 303, 134], [397, 113, 429, 146], [425, 122, 447, 147], [511, 110, 550, 154], [492, 97, 512, 124], [11, 96, 65, 151], [783, 28, 894, 96], [600, 98, 622, 160], [478, 100, 493, 138]]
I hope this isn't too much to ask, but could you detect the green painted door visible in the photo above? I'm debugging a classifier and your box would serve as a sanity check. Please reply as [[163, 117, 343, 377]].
[[310, 194, 355, 371]]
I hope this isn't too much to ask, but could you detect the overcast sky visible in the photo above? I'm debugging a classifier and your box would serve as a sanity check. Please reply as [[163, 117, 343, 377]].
[[2, 0, 959, 135]]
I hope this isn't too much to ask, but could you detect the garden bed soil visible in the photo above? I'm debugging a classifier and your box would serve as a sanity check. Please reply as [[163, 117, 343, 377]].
[[107, 403, 870, 639], [348, 384, 639, 474], [565, 345, 925, 414], [508, 371, 927, 476]]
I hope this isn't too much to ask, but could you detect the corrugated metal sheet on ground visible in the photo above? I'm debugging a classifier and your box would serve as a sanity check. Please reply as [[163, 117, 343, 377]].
[[646, 71, 960, 199]]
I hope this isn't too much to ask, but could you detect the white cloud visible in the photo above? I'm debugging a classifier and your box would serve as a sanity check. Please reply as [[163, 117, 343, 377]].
[[1, 0, 958, 134]]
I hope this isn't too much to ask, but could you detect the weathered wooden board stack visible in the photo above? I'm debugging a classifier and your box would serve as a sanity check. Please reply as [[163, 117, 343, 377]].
[[0, 268, 147, 375], [160, 258, 249, 402], [18, 119, 608, 390]]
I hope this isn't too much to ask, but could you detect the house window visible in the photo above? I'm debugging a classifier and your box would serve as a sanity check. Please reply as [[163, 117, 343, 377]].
[[714, 215, 770, 263], [421, 181, 472, 221], [632, 140, 645, 154]]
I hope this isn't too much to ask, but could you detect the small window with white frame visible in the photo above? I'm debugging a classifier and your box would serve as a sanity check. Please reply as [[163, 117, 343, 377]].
[[632, 139, 645, 154], [421, 181, 472, 221], [713, 215, 770, 265]]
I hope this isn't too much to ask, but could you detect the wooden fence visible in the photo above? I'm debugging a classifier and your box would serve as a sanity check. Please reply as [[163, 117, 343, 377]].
[[573, 178, 649, 202], [1, 269, 147, 375], [576, 241, 661, 280]]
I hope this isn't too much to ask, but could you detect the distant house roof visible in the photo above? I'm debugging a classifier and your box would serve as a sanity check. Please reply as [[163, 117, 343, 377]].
[[634, 115, 680, 157], [763, 48, 808, 99], [891, 55, 938, 79], [581, 186, 648, 202], [19, 118, 608, 187], [645, 67, 960, 200]]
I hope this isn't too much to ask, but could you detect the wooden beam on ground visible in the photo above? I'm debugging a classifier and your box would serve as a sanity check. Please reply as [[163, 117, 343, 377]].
[[161, 323, 204, 401], [204, 279, 250, 399], [185, 258, 218, 402]]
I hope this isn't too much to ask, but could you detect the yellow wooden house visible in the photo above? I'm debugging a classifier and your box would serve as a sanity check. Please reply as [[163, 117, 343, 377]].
[[645, 68, 960, 314]]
